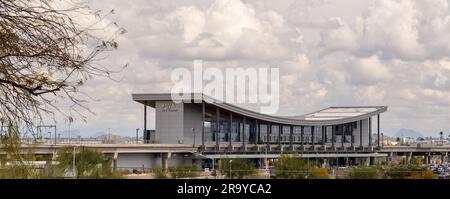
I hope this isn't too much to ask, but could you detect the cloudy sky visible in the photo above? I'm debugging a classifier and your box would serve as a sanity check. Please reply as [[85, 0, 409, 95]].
[[53, 0, 450, 137]]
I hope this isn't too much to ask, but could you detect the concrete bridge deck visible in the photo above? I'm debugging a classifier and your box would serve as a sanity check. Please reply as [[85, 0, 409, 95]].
[[0, 144, 198, 155], [2, 144, 449, 170], [2, 144, 450, 156], [380, 146, 450, 153]]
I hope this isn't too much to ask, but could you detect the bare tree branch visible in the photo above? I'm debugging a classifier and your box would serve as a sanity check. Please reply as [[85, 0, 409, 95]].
[[0, 0, 126, 135]]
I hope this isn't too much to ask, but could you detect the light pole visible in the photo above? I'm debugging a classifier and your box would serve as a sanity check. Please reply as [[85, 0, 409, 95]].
[[136, 128, 140, 144], [229, 159, 233, 179]]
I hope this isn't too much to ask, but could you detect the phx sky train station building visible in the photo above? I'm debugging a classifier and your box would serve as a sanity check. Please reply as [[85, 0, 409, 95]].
[[132, 93, 388, 168]]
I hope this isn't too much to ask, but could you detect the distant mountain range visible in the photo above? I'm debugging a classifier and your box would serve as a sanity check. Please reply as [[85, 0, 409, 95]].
[[394, 128, 423, 138]]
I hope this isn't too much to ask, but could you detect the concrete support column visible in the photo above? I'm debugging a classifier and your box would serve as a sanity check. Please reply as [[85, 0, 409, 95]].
[[301, 126, 305, 150], [143, 103, 147, 143], [311, 126, 315, 150], [255, 120, 259, 144], [406, 152, 412, 163], [377, 114, 380, 149], [44, 154, 52, 177], [351, 123, 355, 149], [202, 102, 205, 150], [369, 117, 372, 147], [289, 126, 294, 151], [216, 108, 220, 152], [229, 112, 232, 148], [278, 124, 281, 150], [322, 126, 326, 150], [359, 120, 363, 149], [425, 154, 430, 165], [242, 116, 246, 152], [267, 123, 271, 150], [113, 152, 118, 172], [389, 152, 394, 162], [332, 125, 336, 150], [162, 153, 171, 170], [341, 124, 344, 149]]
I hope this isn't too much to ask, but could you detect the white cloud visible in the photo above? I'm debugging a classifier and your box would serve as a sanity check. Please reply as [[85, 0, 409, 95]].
[[354, 85, 387, 104], [361, 0, 423, 59], [319, 20, 359, 52], [52, 0, 450, 137], [172, 6, 205, 43], [131, 0, 290, 61], [347, 56, 392, 85], [319, 0, 450, 61]]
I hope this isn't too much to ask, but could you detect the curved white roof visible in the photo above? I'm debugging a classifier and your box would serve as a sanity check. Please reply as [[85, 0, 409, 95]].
[[132, 93, 387, 126]]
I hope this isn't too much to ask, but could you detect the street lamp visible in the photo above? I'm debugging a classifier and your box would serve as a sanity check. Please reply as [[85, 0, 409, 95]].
[[229, 160, 233, 179]]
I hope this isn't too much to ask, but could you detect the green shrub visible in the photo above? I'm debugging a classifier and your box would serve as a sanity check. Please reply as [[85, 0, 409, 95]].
[[273, 155, 311, 179], [309, 168, 330, 179], [169, 163, 199, 179], [153, 168, 168, 179], [56, 146, 123, 179], [349, 167, 380, 179], [385, 164, 427, 179], [220, 159, 257, 179]]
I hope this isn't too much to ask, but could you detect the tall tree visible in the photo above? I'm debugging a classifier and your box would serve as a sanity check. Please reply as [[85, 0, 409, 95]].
[[0, 0, 125, 132]]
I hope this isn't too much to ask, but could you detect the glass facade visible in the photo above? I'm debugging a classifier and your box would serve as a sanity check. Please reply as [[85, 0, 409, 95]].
[[202, 107, 359, 146], [231, 122, 240, 142]]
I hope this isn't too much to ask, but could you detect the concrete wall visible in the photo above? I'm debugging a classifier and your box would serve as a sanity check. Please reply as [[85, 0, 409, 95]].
[[114, 153, 201, 170], [183, 103, 203, 146], [116, 153, 161, 169], [155, 101, 184, 144], [168, 154, 193, 168]]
